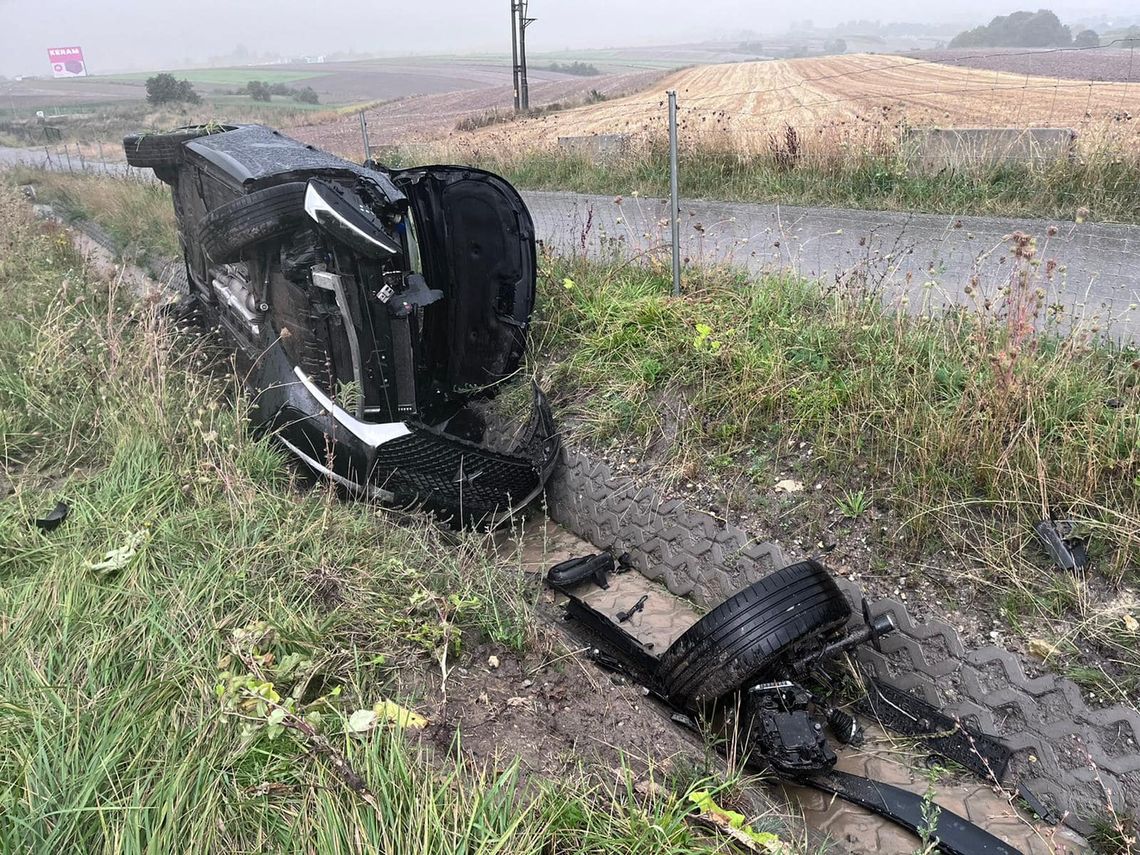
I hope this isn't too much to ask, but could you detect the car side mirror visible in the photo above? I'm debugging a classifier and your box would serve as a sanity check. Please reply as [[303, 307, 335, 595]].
[[304, 179, 400, 258]]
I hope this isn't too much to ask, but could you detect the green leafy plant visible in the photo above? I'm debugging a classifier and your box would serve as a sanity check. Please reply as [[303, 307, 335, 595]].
[[835, 488, 871, 519], [693, 322, 722, 354], [916, 769, 943, 854]]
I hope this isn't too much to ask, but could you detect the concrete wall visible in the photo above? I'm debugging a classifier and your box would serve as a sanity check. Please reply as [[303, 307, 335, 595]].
[[904, 127, 1076, 171]]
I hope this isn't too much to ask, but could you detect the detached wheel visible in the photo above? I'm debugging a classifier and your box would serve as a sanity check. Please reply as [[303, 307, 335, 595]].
[[122, 124, 239, 170], [198, 182, 309, 263], [657, 560, 851, 705]]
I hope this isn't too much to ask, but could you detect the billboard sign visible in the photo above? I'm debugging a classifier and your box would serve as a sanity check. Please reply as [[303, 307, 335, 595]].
[[47, 47, 88, 78]]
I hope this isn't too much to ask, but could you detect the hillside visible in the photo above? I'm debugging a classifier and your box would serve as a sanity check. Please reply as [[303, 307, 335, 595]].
[[453, 54, 1140, 154]]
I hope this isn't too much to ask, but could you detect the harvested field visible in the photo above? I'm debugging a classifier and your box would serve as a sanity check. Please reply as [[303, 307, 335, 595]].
[[449, 54, 1140, 156]]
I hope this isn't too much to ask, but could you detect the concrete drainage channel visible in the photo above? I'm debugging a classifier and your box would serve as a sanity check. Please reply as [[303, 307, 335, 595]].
[[539, 447, 1140, 851], [47, 207, 1135, 852]]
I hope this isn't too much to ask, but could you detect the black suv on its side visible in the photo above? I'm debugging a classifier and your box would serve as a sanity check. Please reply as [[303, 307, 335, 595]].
[[124, 124, 557, 524]]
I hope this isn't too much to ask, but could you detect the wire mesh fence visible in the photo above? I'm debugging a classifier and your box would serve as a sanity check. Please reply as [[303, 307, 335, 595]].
[[3, 140, 158, 184]]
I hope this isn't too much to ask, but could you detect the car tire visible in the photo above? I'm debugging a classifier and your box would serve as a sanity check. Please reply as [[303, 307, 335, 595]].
[[198, 182, 309, 263], [122, 124, 238, 170], [656, 559, 851, 705]]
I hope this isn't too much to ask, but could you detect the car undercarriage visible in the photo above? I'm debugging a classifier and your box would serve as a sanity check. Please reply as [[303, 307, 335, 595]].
[[125, 123, 558, 525]]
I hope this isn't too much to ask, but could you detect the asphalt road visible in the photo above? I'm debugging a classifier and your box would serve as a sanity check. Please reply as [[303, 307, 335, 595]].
[[522, 189, 1140, 340], [3, 144, 1138, 339]]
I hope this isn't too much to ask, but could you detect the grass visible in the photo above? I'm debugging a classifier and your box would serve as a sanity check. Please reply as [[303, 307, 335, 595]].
[[534, 250, 1140, 697], [10, 166, 179, 260], [9, 167, 1140, 702], [449, 139, 1140, 224], [4, 167, 1135, 843], [0, 185, 770, 851]]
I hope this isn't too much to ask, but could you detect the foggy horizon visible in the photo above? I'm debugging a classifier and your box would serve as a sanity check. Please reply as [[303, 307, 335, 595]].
[[2, 0, 1140, 78]]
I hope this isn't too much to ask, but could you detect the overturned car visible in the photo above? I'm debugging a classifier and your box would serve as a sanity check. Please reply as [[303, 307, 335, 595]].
[[124, 124, 558, 524]]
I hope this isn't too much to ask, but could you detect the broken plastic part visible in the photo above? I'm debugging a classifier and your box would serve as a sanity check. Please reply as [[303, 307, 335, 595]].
[[32, 501, 69, 532], [1034, 518, 1088, 571], [859, 677, 1011, 783], [386, 273, 442, 316], [546, 553, 613, 590], [311, 270, 365, 418], [586, 647, 628, 675], [1017, 782, 1061, 826], [293, 367, 411, 448], [616, 594, 648, 624], [808, 770, 1024, 855]]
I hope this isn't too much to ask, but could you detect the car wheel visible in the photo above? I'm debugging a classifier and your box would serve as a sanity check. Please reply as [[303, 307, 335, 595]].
[[198, 182, 309, 263], [122, 124, 239, 170], [656, 559, 851, 705]]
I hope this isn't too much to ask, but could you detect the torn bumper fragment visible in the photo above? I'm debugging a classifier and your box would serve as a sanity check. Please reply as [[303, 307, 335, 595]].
[[274, 368, 559, 523]]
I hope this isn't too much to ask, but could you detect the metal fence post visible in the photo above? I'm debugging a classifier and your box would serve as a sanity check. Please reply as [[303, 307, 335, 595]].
[[667, 90, 681, 296], [358, 110, 371, 162]]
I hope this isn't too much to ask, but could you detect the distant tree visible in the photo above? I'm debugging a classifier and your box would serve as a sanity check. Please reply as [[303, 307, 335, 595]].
[[268, 82, 292, 96], [736, 40, 765, 54], [245, 80, 272, 102], [175, 79, 201, 104], [146, 73, 177, 105], [949, 10, 1072, 48], [545, 61, 601, 77], [146, 73, 201, 105], [1073, 28, 1100, 47], [822, 38, 848, 54], [295, 86, 320, 104]]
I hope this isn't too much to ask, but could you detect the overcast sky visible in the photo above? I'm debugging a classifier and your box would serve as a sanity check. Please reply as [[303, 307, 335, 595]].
[[0, 0, 1136, 77]]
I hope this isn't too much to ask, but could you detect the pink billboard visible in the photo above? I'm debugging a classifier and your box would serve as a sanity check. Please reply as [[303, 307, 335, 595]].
[[47, 47, 88, 78]]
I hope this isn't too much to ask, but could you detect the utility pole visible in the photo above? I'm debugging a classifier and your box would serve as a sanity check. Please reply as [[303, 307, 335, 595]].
[[510, 1, 521, 111], [518, 0, 535, 111]]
